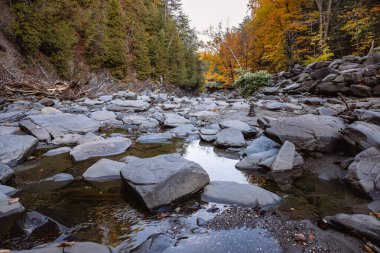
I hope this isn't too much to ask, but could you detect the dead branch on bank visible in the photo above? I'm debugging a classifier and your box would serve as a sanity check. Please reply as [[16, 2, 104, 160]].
[[336, 93, 358, 123], [0, 79, 92, 100]]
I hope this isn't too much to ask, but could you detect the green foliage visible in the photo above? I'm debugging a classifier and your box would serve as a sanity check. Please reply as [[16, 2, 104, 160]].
[[304, 45, 334, 65], [234, 69, 272, 95], [9, 0, 203, 86]]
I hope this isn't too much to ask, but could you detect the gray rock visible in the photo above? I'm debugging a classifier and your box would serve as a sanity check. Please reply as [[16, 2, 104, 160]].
[[0, 135, 38, 166], [70, 137, 132, 162], [266, 102, 284, 111], [163, 103, 181, 110], [44, 147, 72, 156], [351, 85, 371, 97], [52, 134, 81, 146], [189, 111, 219, 121], [263, 87, 279, 95], [354, 109, 380, 126], [219, 120, 257, 137], [342, 121, 380, 150], [16, 211, 57, 236], [265, 115, 346, 152], [137, 133, 173, 144], [201, 181, 281, 208], [27, 173, 74, 192], [236, 149, 279, 170], [271, 141, 295, 172], [215, 128, 246, 148], [108, 99, 150, 112], [19, 119, 52, 142], [283, 83, 301, 92], [368, 200, 380, 213], [0, 126, 20, 135], [164, 113, 191, 127], [118, 91, 137, 100], [318, 107, 338, 116], [90, 110, 116, 121], [0, 163, 15, 184], [316, 82, 347, 95], [128, 233, 174, 253], [83, 158, 126, 183], [0, 185, 17, 196], [346, 147, 380, 197], [26, 113, 100, 138], [326, 213, 380, 245], [41, 107, 62, 114], [76, 132, 104, 145], [99, 95, 113, 102], [170, 124, 197, 137], [39, 98, 55, 106], [243, 135, 281, 156], [0, 111, 27, 123], [0, 192, 25, 235], [120, 154, 209, 209]]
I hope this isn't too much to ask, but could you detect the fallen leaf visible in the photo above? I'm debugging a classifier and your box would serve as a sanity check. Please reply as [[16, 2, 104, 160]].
[[308, 232, 316, 241], [364, 244, 374, 253], [0, 250, 11, 253], [8, 198, 19, 204], [57, 241, 75, 247], [369, 212, 380, 218]]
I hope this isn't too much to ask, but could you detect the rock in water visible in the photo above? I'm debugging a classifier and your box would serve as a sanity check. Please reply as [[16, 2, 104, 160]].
[[219, 120, 257, 137], [0, 192, 25, 235], [265, 114, 345, 152], [164, 113, 191, 127], [326, 213, 380, 245], [25, 113, 100, 138], [0, 135, 38, 166], [342, 121, 380, 150], [345, 147, 380, 197], [0, 163, 15, 184], [120, 154, 209, 210], [83, 159, 126, 183], [70, 137, 132, 162], [136, 133, 173, 144], [201, 181, 281, 208], [215, 128, 246, 148], [271, 141, 295, 172]]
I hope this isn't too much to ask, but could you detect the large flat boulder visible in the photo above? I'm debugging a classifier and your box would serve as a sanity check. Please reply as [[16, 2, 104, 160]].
[[83, 158, 126, 183], [120, 154, 209, 209], [265, 115, 346, 152], [70, 137, 132, 162], [0, 192, 25, 235], [215, 128, 246, 148], [201, 181, 281, 208], [164, 113, 191, 127], [107, 99, 150, 112], [136, 133, 173, 144], [25, 113, 100, 138], [0, 135, 38, 166], [342, 121, 380, 150], [326, 213, 380, 245], [219, 120, 257, 137], [345, 147, 380, 198]]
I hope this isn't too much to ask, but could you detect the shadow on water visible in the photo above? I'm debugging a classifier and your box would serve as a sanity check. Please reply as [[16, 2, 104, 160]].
[[3, 135, 370, 250]]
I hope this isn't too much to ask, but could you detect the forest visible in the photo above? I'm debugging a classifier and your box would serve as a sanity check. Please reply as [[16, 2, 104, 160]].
[[202, 0, 380, 87], [8, 0, 203, 86]]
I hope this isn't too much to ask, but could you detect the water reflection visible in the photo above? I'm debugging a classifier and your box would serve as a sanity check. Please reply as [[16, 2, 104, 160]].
[[183, 140, 248, 184]]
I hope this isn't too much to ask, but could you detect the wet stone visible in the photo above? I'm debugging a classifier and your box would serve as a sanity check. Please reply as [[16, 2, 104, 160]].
[[201, 181, 281, 208], [27, 173, 74, 192], [215, 128, 246, 148], [136, 133, 173, 144], [0, 192, 25, 235], [70, 137, 132, 162], [43, 147, 72, 156], [0, 163, 15, 184], [0, 135, 38, 167], [83, 158, 126, 183], [120, 154, 210, 210]]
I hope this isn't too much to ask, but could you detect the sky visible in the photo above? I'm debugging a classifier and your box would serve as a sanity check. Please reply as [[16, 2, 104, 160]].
[[181, 0, 249, 42]]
